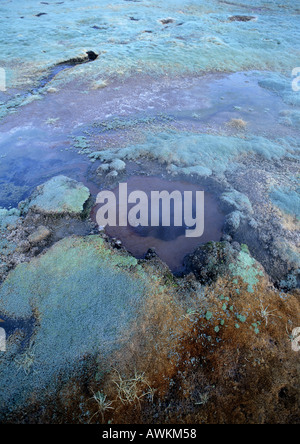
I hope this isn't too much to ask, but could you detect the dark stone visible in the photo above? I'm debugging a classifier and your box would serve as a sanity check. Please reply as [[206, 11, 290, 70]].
[[145, 248, 158, 260], [229, 15, 256, 22], [86, 51, 98, 61], [184, 241, 239, 285], [160, 19, 175, 25]]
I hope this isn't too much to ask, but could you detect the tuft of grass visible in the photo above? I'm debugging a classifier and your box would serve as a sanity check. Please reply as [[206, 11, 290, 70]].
[[112, 369, 155, 408], [15, 341, 36, 376], [286, 323, 299, 343], [259, 302, 280, 326], [227, 118, 248, 130], [88, 391, 114, 423], [195, 392, 210, 406], [182, 308, 201, 320]]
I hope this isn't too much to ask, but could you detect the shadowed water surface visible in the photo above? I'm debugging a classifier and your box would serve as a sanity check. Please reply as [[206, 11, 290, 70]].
[[93, 176, 224, 271]]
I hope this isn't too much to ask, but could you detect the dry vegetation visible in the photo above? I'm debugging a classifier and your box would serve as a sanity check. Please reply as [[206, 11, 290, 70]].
[[85, 270, 300, 424], [7, 263, 300, 424], [227, 118, 248, 130]]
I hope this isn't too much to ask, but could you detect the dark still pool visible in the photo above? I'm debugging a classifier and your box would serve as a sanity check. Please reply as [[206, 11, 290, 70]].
[[92, 176, 225, 271]]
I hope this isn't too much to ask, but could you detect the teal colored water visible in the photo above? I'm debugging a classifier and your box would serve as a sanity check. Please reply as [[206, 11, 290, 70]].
[[0, 0, 299, 92]]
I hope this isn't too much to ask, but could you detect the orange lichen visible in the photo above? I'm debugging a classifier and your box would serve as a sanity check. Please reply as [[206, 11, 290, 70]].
[[6, 260, 300, 424], [89, 270, 300, 424]]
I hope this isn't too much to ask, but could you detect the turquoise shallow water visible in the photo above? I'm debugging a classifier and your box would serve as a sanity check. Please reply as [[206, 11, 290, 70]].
[[0, 0, 299, 91]]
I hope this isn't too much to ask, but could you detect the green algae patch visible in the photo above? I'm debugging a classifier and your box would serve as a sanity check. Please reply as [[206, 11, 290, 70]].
[[0, 236, 147, 318], [221, 190, 253, 214], [23, 175, 91, 217], [236, 314, 247, 324], [89, 131, 292, 179], [205, 311, 213, 321], [0, 235, 151, 413], [229, 250, 264, 293], [0, 208, 20, 230], [251, 323, 260, 335], [270, 186, 300, 221]]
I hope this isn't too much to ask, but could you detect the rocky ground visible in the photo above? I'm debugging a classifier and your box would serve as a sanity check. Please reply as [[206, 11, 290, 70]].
[[0, 175, 299, 424]]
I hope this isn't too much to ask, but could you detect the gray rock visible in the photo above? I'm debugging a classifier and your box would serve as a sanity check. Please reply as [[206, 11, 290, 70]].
[[224, 211, 243, 235], [184, 241, 239, 285], [21, 176, 91, 217]]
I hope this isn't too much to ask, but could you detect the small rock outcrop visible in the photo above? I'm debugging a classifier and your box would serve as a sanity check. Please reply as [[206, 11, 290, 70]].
[[21, 175, 91, 218]]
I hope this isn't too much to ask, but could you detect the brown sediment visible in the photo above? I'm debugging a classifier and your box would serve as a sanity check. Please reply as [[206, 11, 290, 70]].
[[99, 272, 300, 424]]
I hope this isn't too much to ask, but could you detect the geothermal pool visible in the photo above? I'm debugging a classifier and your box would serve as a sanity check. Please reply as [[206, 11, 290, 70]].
[[92, 176, 225, 271]]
